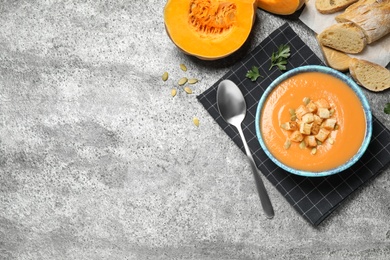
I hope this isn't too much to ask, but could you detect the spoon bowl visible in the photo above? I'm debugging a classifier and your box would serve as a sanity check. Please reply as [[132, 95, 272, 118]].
[[217, 79, 274, 219], [216, 81, 246, 125]]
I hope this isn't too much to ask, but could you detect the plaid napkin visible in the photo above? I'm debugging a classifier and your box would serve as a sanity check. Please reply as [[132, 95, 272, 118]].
[[196, 23, 390, 226]]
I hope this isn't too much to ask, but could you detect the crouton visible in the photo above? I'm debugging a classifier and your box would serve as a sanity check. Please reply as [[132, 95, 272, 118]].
[[290, 130, 304, 142], [281, 121, 299, 131], [315, 98, 330, 108], [302, 113, 314, 123], [313, 114, 323, 125], [323, 118, 337, 130], [300, 123, 313, 135], [304, 135, 318, 147], [306, 101, 318, 113], [317, 107, 330, 119], [315, 128, 331, 142], [311, 123, 321, 135], [295, 105, 310, 120]]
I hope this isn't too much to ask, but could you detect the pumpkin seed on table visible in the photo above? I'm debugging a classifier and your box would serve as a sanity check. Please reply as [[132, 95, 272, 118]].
[[180, 63, 187, 71], [162, 71, 169, 81], [184, 86, 193, 94], [178, 77, 188, 86], [188, 78, 198, 84], [193, 117, 199, 127], [171, 88, 177, 97]]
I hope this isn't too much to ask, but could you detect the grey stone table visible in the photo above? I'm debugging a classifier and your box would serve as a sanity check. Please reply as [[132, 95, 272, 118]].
[[1, 1, 390, 260]]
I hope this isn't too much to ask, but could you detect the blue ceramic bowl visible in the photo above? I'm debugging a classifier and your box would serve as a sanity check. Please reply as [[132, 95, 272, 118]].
[[255, 65, 372, 177]]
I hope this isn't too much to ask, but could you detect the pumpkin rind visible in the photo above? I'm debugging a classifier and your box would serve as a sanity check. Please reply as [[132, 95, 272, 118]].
[[164, 0, 257, 60], [256, 0, 305, 15]]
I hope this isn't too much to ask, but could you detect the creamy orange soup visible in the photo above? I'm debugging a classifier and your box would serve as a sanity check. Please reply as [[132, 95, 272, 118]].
[[260, 72, 366, 172]]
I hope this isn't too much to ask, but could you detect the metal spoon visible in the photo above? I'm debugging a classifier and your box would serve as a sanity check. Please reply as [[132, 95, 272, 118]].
[[217, 79, 274, 219]]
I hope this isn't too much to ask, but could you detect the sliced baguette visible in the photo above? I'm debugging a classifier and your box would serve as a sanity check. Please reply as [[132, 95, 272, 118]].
[[316, 35, 353, 71], [315, 0, 358, 14], [318, 22, 367, 54], [336, 0, 390, 44], [349, 58, 390, 92]]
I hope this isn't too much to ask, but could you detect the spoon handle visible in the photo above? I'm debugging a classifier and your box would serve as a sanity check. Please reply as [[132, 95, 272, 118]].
[[237, 126, 275, 219]]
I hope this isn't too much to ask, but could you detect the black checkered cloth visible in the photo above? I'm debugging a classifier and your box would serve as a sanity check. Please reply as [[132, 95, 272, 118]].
[[196, 23, 390, 226]]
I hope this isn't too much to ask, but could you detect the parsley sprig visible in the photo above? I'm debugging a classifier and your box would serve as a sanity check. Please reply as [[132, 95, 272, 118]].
[[269, 44, 290, 71], [246, 66, 263, 82], [384, 103, 390, 114]]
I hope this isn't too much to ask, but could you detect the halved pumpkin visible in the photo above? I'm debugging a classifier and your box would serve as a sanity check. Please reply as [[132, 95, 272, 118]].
[[164, 0, 257, 60], [256, 0, 305, 15]]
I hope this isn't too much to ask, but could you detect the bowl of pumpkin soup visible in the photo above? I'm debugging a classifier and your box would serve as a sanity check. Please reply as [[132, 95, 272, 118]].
[[255, 65, 372, 177]]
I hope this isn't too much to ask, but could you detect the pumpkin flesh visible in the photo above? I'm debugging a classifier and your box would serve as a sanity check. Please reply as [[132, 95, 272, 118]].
[[164, 0, 256, 60]]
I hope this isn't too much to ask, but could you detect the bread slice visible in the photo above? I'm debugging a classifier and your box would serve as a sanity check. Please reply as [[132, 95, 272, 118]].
[[336, 0, 390, 44], [315, 0, 359, 14], [349, 58, 390, 92], [318, 22, 367, 54], [316, 35, 353, 71]]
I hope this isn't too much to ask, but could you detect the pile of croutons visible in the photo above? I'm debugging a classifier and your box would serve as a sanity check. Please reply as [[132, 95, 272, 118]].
[[281, 97, 338, 154]]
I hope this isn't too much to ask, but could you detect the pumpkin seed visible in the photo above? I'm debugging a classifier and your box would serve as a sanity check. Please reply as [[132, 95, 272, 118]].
[[328, 137, 334, 145], [329, 108, 335, 116], [178, 77, 188, 86], [311, 148, 317, 155], [180, 63, 187, 71], [193, 117, 199, 127], [289, 108, 297, 121], [162, 71, 168, 81], [184, 86, 193, 94], [299, 141, 306, 150], [188, 78, 198, 84], [284, 139, 291, 150], [289, 108, 295, 116], [171, 88, 177, 97]]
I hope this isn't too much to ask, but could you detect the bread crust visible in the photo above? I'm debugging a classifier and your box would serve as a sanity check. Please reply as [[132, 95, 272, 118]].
[[318, 22, 367, 54], [320, 45, 353, 71], [315, 0, 359, 14], [316, 34, 352, 71], [349, 58, 390, 92], [336, 0, 390, 44]]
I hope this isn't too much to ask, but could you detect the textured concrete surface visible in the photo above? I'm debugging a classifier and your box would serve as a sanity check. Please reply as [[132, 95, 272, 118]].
[[1, 1, 390, 260]]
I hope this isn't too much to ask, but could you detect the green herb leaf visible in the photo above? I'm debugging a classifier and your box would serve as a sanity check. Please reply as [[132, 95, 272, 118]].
[[269, 44, 290, 71], [384, 103, 390, 114], [246, 66, 262, 81]]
